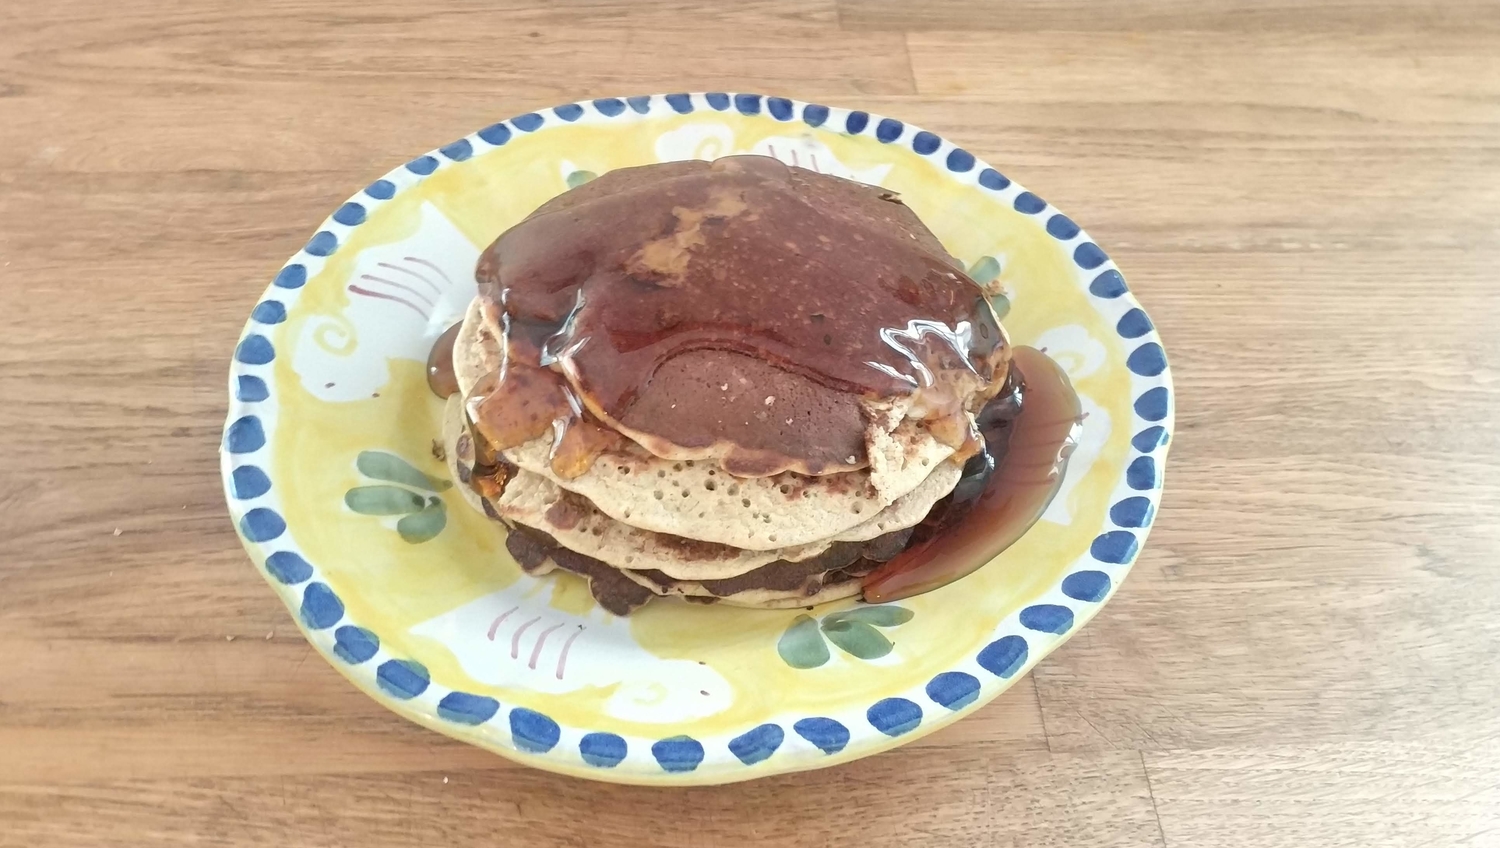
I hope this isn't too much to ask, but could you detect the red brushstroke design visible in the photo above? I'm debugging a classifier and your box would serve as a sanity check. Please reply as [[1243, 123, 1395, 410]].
[[555, 626, 585, 680], [487, 606, 518, 641], [407, 256, 455, 289], [510, 616, 541, 659], [528, 622, 566, 670], [376, 261, 442, 296], [359, 274, 437, 307], [348, 284, 428, 319]]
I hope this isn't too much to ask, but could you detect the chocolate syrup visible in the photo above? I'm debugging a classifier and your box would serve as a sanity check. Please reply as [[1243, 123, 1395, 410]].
[[426, 321, 462, 399], [862, 346, 1083, 603], [468, 156, 1008, 478]]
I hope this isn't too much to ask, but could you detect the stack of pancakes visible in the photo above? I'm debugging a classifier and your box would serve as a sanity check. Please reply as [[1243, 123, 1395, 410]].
[[441, 156, 1011, 614]]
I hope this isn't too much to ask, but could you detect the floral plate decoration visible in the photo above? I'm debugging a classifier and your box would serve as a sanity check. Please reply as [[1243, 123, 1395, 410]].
[[220, 93, 1173, 785]]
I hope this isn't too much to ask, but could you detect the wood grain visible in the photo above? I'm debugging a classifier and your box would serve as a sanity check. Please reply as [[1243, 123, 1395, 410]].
[[3, 1, 1500, 845]]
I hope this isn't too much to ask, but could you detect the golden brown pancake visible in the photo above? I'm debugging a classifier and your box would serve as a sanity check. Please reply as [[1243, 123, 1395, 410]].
[[443, 156, 1013, 614]]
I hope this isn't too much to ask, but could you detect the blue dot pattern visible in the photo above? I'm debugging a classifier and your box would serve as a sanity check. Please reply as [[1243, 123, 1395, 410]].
[[926, 672, 981, 710], [305, 231, 338, 256], [251, 301, 286, 324], [1117, 308, 1153, 338], [1127, 456, 1158, 490], [376, 660, 429, 700], [236, 375, 268, 402], [977, 635, 1028, 678], [1046, 214, 1080, 240], [438, 692, 500, 725], [978, 168, 1010, 190], [235, 335, 274, 365], [728, 724, 784, 766], [477, 123, 512, 146], [652, 736, 705, 772], [230, 94, 1170, 779], [231, 466, 271, 499], [333, 625, 379, 664], [1111, 497, 1155, 528], [1020, 604, 1074, 634], [239, 508, 284, 542], [1014, 192, 1046, 214], [1135, 387, 1170, 421], [1091, 531, 1139, 564], [1127, 342, 1168, 376], [793, 717, 849, 755], [332, 202, 366, 226], [868, 698, 922, 736], [273, 264, 306, 288], [580, 732, 628, 768], [1090, 269, 1128, 298], [223, 414, 265, 453], [1074, 243, 1107, 269], [946, 148, 975, 172], [511, 708, 561, 753], [1133, 426, 1169, 453], [439, 139, 473, 161], [1062, 571, 1112, 603], [300, 582, 343, 629], [264, 551, 312, 585]]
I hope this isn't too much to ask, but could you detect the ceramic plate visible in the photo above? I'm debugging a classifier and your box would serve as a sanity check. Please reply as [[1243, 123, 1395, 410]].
[[220, 93, 1173, 785]]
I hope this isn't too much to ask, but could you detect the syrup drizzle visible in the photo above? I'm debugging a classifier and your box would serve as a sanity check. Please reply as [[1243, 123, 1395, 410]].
[[862, 346, 1083, 603]]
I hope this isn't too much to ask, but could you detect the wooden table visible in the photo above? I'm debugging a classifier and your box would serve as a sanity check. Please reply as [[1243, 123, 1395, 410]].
[[4, 1, 1500, 845]]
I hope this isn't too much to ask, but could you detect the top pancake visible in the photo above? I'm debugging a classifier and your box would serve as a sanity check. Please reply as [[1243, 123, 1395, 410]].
[[473, 155, 1008, 477], [453, 301, 959, 549]]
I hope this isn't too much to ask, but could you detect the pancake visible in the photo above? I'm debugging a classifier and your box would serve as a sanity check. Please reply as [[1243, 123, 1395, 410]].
[[503, 522, 883, 613], [453, 299, 960, 550], [437, 155, 1016, 614], [472, 155, 1009, 478], [442, 395, 963, 580]]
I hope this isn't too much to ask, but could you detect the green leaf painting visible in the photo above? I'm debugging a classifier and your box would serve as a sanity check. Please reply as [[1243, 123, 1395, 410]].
[[821, 619, 893, 660], [397, 503, 447, 544], [566, 170, 598, 189], [356, 451, 450, 492], [776, 605, 913, 669], [967, 255, 1001, 285], [824, 605, 914, 627], [777, 615, 831, 669], [990, 293, 1011, 320], [345, 485, 427, 515], [966, 256, 1010, 318], [345, 452, 450, 544]]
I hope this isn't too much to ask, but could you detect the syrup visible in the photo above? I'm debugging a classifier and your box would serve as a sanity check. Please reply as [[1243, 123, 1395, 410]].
[[469, 155, 1007, 478], [425, 321, 462, 399], [862, 346, 1082, 603]]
